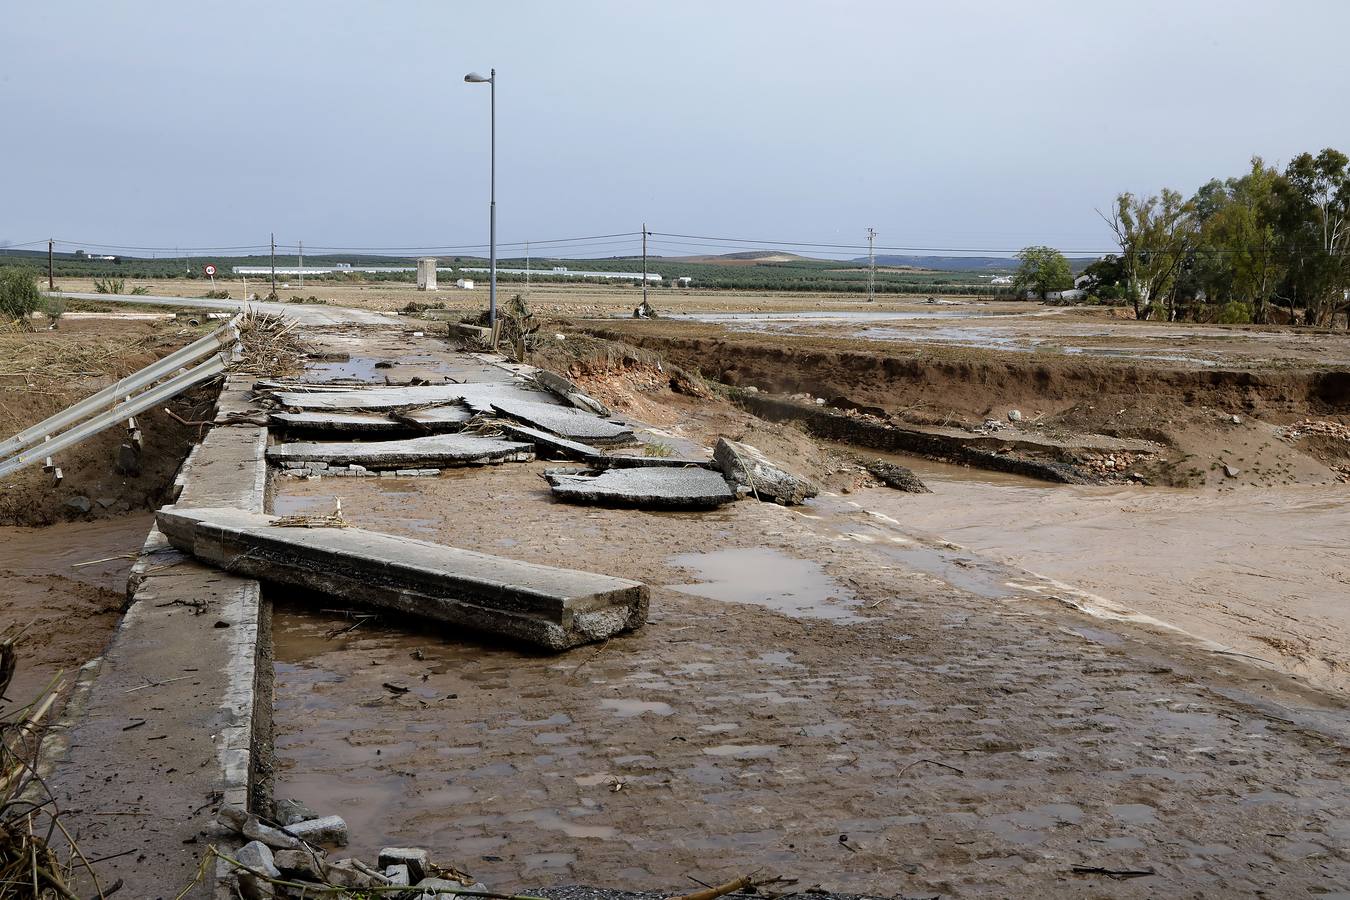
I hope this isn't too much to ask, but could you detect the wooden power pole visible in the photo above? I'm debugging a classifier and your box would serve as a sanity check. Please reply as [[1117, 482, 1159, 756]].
[[270, 233, 277, 297], [47, 238, 54, 290]]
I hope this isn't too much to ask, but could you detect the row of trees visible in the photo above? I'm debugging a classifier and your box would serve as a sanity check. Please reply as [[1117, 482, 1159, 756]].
[[1090, 149, 1350, 325]]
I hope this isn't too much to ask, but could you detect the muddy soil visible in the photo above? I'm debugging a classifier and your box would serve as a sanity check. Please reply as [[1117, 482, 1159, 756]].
[[269, 464, 1350, 897], [0, 318, 210, 525], [0, 514, 149, 704]]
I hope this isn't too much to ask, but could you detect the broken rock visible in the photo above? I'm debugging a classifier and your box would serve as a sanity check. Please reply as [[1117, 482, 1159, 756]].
[[713, 438, 818, 505], [378, 847, 429, 882], [284, 815, 349, 846], [866, 460, 933, 493]]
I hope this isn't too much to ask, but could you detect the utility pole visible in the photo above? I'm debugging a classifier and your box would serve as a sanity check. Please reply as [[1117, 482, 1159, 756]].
[[47, 238, 54, 290], [298, 240, 304, 290], [866, 227, 876, 303], [525, 241, 530, 295], [641, 224, 649, 307], [270, 232, 277, 297]]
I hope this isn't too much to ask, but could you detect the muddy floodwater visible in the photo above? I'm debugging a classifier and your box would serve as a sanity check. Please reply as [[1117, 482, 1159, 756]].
[[0, 513, 149, 700], [665, 306, 1350, 367], [269, 463, 1350, 896], [854, 452, 1350, 694]]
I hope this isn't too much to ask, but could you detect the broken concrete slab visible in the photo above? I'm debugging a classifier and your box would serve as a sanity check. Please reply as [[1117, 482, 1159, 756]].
[[267, 434, 533, 470], [269, 411, 408, 434], [269, 382, 549, 412], [544, 467, 736, 509], [866, 460, 933, 493], [496, 421, 605, 463], [594, 454, 718, 470], [284, 815, 349, 846], [490, 397, 637, 446], [531, 369, 612, 416], [392, 404, 474, 429], [714, 438, 818, 505], [156, 506, 649, 651]]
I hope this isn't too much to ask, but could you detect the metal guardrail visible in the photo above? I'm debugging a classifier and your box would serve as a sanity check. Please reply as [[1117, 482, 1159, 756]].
[[0, 317, 241, 479]]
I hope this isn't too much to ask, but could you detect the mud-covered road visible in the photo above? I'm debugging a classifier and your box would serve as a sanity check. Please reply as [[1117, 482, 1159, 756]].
[[270, 463, 1350, 897]]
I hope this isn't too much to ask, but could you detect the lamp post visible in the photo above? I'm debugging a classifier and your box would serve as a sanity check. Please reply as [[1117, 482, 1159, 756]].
[[464, 68, 496, 330]]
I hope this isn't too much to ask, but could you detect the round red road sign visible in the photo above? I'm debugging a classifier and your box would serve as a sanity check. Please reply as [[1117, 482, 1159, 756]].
[[203, 264, 217, 277]]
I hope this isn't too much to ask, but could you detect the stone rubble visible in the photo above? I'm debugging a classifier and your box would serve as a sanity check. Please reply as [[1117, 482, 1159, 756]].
[[713, 437, 818, 505]]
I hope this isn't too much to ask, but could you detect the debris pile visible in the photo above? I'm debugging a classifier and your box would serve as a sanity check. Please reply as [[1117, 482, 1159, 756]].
[[1080, 451, 1141, 478], [217, 803, 489, 898], [1279, 418, 1350, 443]]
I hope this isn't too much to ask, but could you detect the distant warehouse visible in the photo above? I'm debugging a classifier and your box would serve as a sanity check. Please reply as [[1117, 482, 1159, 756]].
[[232, 265, 454, 275]]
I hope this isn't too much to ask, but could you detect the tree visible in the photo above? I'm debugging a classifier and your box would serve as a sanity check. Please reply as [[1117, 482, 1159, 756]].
[[1078, 254, 1126, 301], [1275, 148, 1350, 327], [1013, 246, 1073, 300], [1101, 189, 1197, 320], [1192, 158, 1285, 324], [0, 267, 42, 323]]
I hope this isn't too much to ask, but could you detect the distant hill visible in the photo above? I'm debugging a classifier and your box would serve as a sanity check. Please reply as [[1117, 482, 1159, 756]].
[[665, 251, 814, 265]]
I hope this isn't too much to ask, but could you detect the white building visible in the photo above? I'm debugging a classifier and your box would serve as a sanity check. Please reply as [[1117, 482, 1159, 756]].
[[455, 278, 475, 290]]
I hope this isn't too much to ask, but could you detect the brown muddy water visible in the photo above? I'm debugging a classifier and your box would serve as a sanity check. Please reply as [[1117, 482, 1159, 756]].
[[846, 451, 1350, 694], [0, 513, 151, 700]]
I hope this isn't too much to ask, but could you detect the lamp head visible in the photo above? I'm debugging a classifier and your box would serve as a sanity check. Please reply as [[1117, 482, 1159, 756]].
[[464, 72, 491, 83]]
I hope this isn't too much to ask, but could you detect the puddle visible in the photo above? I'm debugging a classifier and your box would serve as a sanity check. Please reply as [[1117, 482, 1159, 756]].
[[599, 698, 675, 717], [667, 547, 861, 622]]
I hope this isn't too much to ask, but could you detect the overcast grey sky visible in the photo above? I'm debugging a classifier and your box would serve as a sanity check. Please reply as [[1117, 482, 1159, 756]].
[[4, 1, 1349, 258]]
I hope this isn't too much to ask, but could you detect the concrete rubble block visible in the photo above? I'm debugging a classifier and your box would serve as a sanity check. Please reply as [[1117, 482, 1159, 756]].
[[544, 466, 736, 510], [595, 454, 718, 470], [393, 404, 475, 429], [272, 848, 326, 880], [156, 506, 649, 651], [384, 863, 411, 886], [282, 814, 349, 846], [323, 856, 388, 888], [490, 397, 637, 447], [234, 840, 281, 880], [243, 816, 305, 850], [269, 411, 409, 434], [713, 438, 818, 505], [378, 847, 429, 882], [866, 460, 933, 493], [267, 434, 533, 470], [275, 798, 319, 826], [496, 421, 605, 463], [531, 369, 612, 416], [417, 877, 489, 897], [270, 382, 550, 412], [233, 840, 285, 897]]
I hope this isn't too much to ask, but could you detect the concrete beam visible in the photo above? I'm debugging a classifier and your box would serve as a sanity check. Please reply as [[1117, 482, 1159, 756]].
[[156, 506, 648, 651], [267, 434, 533, 469], [269, 411, 410, 434], [544, 466, 736, 509], [490, 397, 637, 447]]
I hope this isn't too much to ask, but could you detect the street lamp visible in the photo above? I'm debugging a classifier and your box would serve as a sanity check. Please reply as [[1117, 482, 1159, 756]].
[[464, 68, 496, 331]]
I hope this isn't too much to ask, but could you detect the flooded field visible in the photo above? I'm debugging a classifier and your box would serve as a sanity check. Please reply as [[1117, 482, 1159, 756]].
[[664, 307, 1350, 368]]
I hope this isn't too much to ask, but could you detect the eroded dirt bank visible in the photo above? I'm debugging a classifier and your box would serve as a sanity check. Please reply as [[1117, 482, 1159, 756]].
[[0, 316, 211, 525], [579, 320, 1350, 424]]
